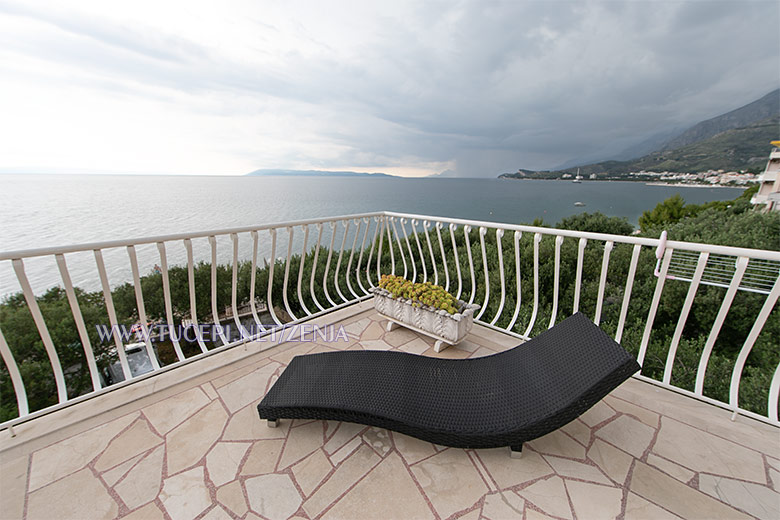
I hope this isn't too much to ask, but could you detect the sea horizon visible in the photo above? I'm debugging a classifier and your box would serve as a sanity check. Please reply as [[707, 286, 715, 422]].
[[0, 174, 744, 296]]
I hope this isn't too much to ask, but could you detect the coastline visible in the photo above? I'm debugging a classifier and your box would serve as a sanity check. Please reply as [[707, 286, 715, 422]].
[[498, 177, 746, 189], [644, 182, 746, 189]]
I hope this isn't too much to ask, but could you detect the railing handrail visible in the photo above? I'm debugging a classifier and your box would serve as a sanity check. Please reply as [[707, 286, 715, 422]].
[[0, 211, 386, 261], [3, 210, 779, 262], [383, 211, 780, 261]]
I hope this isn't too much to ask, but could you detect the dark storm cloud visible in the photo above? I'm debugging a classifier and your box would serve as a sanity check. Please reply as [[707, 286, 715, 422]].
[[1, 0, 778, 176], [298, 0, 780, 175]]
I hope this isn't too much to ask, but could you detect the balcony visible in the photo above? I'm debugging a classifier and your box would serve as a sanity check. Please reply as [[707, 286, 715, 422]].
[[757, 170, 778, 184], [1, 212, 779, 519]]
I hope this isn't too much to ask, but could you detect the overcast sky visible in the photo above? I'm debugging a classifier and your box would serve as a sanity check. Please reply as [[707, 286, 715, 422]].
[[0, 0, 778, 178]]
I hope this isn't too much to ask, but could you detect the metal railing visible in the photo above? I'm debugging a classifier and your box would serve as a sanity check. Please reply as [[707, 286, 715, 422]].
[[1, 211, 778, 429]]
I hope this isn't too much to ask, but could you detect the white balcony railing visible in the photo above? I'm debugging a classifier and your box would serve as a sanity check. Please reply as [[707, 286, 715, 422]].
[[1, 211, 779, 431]]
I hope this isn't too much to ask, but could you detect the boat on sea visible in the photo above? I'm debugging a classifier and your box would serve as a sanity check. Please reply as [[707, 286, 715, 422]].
[[574, 201, 586, 207], [572, 168, 583, 183]]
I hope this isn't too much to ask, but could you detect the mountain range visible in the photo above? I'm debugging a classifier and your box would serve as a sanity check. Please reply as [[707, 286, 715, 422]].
[[661, 89, 779, 151], [501, 88, 780, 179]]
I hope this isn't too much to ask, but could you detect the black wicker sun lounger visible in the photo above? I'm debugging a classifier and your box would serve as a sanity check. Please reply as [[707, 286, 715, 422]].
[[257, 312, 640, 456]]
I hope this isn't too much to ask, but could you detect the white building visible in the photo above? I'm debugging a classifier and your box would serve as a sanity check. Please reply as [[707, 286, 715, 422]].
[[751, 140, 780, 212]]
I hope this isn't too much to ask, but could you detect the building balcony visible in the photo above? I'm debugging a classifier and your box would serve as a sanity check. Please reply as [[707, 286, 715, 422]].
[[1, 212, 779, 519], [757, 170, 778, 184]]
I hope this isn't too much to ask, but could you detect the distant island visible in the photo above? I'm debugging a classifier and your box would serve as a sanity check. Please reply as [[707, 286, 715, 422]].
[[247, 169, 395, 178]]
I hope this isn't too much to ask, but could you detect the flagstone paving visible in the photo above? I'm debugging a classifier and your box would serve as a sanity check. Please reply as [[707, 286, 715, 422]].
[[1, 307, 779, 519]]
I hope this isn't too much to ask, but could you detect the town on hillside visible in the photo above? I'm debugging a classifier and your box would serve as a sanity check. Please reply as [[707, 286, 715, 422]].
[[563, 168, 757, 186]]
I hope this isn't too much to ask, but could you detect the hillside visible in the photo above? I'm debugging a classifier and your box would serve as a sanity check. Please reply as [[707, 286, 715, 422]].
[[553, 89, 779, 169], [662, 89, 779, 150], [501, 116, 779, 179]]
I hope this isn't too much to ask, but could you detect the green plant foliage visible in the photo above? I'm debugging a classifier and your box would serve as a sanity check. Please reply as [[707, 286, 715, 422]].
[[638, 186, 762, 234], [558, 212, 634, 235], [378, 275, 460, 314], [640, 193, 780, 251], [639, 194, 694, 231]]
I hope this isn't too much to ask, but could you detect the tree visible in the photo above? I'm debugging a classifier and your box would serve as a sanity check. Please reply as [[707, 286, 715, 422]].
[[638, 194, 692, 232], [558, 212, 634, 235]]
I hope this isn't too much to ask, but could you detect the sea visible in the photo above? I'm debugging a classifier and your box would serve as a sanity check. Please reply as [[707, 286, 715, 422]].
[[0, 174, 743, 295]]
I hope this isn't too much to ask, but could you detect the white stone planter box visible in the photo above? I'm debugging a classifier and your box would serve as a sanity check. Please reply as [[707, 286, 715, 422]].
[[370, 287, 480, 352]]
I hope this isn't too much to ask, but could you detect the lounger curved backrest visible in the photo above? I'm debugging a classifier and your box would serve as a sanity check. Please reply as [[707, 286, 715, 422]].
[[257, 312, 640, 453]]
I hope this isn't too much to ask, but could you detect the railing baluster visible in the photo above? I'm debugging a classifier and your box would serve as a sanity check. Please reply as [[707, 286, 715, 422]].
[[366, 217, 380, 288], [411, 219, 427, 282], [157, 242, 185, 359], [281, 228, 299, 321], [506, 231, 523, 332], [356, 218, 371, 295], [266, 229, 283, 325], [729, 276, 780, 414], [322, 222, 338, 307], [663, 252, 709, 384], [463, 225, 476, 305], [126, 247, 163, 366], [449, 224, 462, 299], [523, 233, 542, 337], [92, 251, 132, 382], [490, 229, 506, 326], [549, 236, 564, 329], [423, 221, 438, 285], [475, 227, 489, 320], [333, 220, 350, 303], [385, 217, 395, 276], [209, 236, 229, 344], [56, 253, 102, 389], [695, 257, 749, 395], [637, 248, 672, 366], [183, 239, 209, 350], [769, 364, 780, 422], [615, 244, 642, 343], [391, 218, 408, 279], [399, 218, 417, 283], [594, 241, 614, 326], [373, 217, 386, 282], [436, 222, 450, 291], [249, 231, 266, 333], [345, 219, 361, 299], [230, 234, 252, 338], [0, 326, 29, 416], [296, 226, 313, 316], [573, 238, 587, 313], [310, 223, 325, 312]]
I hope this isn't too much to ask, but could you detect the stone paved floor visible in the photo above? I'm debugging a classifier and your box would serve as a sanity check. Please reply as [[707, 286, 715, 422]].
[[1, 306, 779, 520]]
